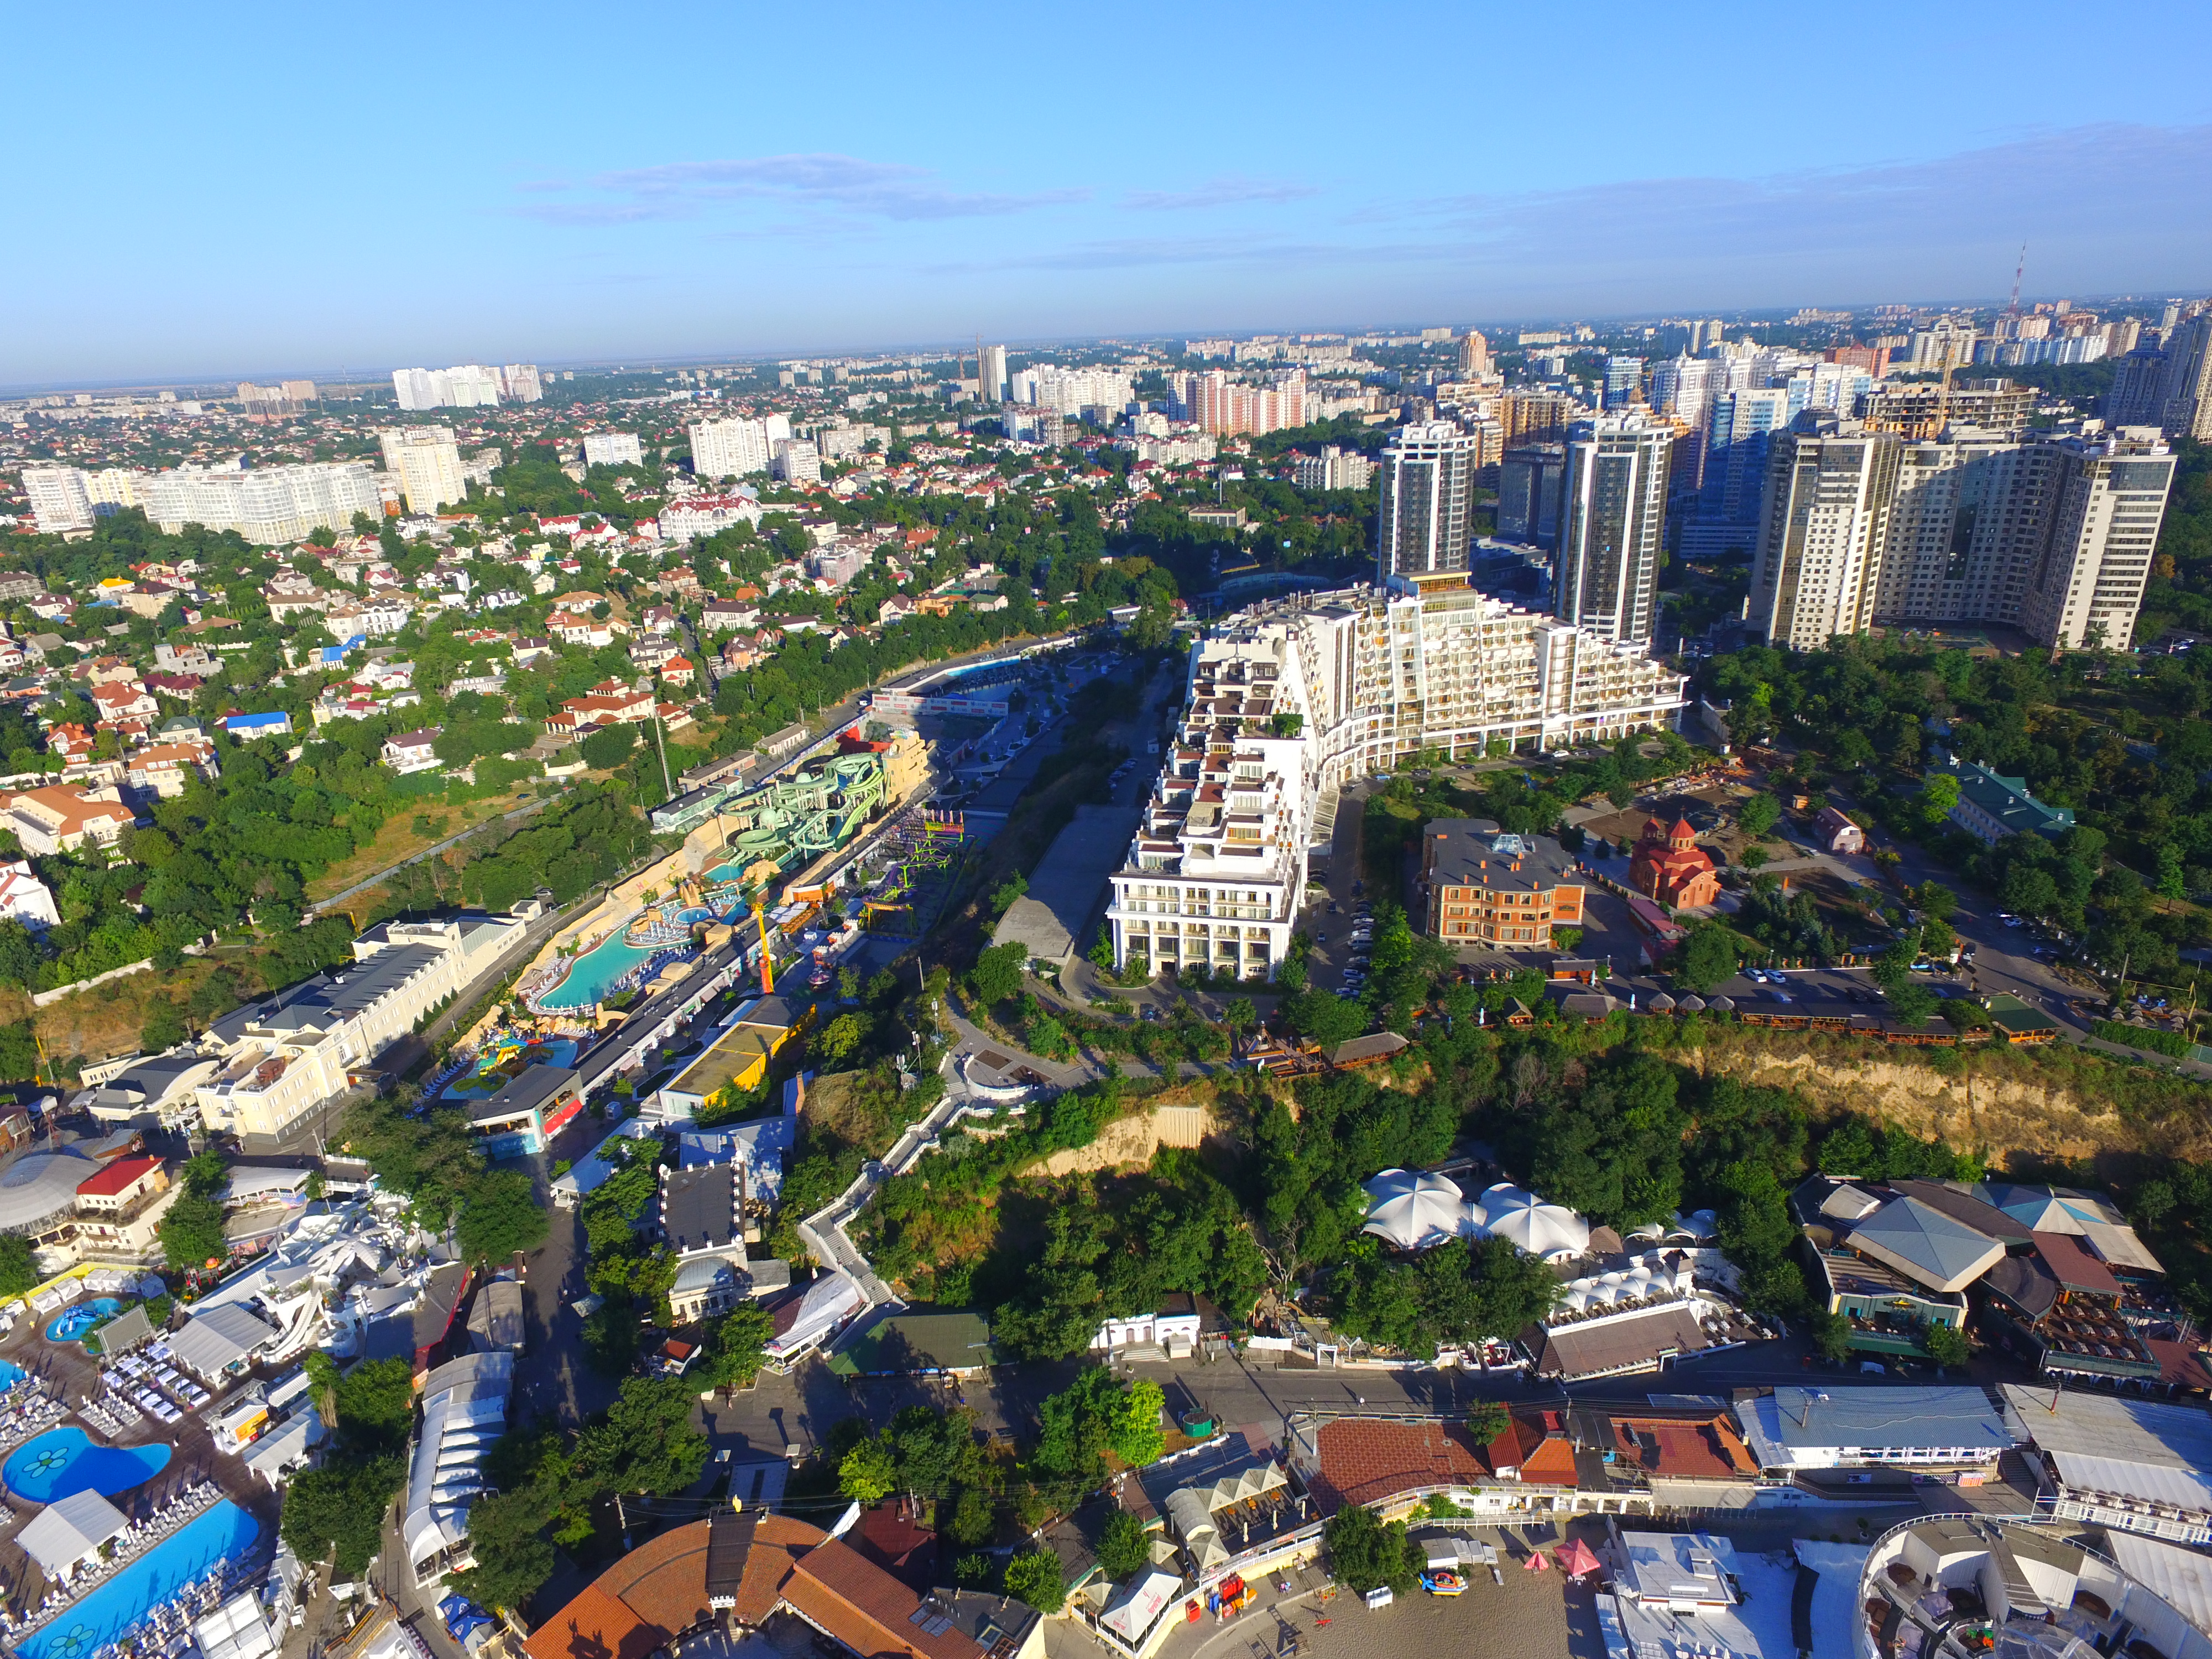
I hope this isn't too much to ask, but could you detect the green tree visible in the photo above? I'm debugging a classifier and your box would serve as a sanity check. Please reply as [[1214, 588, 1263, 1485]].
[[969, 941, 1028, 1008], [456, 1169, 550, 1263], [703, 1306, 775, 1393], [1004, 1550, 1066, 1614], [580, 723, 636, 771], [1097, 1510, 1151, 1581], [1922, 1321, 1970, 1370], [157, 1192, 228, 1272], [1737, 794, 1781, 839], [1464, 1402, 1511, 1446], [140, 998, 187, 1052], [839, 1438, 898, 1505], [1286, 989, 1368, 1046], [336, 1359, 418, 1455], [1811, 1310, 1855, 1364], [1323, 1503, 1416, 1596], [575, 1378, 709, 1496], [448, 1488, 556, 1613], [0, 1235, 35, 1298], [1107, 1378, 1166, 1468], [1674, 924, 1738, 992], [304, 1350, 341, 1425], [280, 1453, 404, 1579], [1885, 982, 1939, 1027]]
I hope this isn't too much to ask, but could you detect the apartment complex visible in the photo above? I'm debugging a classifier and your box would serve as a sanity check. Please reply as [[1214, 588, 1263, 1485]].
[[582, 430, 643, 468], [1187, 369, 1305, 436], [1103, 582, 1684, 980], [1292, 445, 1373, 492], [193, 915, 522, 1140], [1752, 420, 2177, 651], [688, 413, 791, 480], [28, 461, 380, 544], [379, 426, 466, 514], [1556, 418, 1671, 646], [391, 363, 539, 409]]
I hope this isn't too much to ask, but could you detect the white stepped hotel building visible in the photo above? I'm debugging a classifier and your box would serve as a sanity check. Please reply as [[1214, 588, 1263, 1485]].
[[1104, 576, 1685, 980]]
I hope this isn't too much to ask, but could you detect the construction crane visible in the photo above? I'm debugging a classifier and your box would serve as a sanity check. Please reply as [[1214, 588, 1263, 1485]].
[[2006, 243, 2028, 320], [752, 898, 775, 994]]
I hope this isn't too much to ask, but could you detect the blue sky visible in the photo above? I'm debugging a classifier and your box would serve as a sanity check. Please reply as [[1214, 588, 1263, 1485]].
[[9, 0, 2211, 387]]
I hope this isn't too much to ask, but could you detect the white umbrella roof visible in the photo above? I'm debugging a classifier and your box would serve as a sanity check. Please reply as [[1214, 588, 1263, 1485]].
[[1363, 1168, 1467, 1251], [1480, 1183, 1591, 1258]]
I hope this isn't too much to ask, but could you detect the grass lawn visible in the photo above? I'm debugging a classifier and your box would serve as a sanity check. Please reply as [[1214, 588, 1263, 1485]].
[[308, 792, 542, 905]]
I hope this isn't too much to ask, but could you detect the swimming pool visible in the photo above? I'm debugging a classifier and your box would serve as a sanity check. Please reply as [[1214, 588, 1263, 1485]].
[[537, 930, 689, 1010], [17, 1502, 259, 1659], [0, 1359, 25, 1392], [4, 1427, 172, 1503], [45, 1298, 123, 1344]]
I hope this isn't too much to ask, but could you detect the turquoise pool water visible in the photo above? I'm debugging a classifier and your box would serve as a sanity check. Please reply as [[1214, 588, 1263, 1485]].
[[18, 1501, 259, 1659], [4, 1427, 172, 1502], [45, 1298, 123, 1344], [0, 1359, 25, 1391], [536, 869, 761, 1010], [442, 1036, 586, 1098]]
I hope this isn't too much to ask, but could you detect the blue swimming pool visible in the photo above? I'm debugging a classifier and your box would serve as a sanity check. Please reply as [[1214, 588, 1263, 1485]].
[[45, 1298, 123, 1344], [4, 1427, 171, 1503], [16, 1502, 259, 1659], [0, 1358, 25, 1392]]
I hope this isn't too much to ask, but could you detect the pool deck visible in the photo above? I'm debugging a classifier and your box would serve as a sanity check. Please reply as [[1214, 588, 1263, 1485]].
[[0, 1309, 281, 1621]]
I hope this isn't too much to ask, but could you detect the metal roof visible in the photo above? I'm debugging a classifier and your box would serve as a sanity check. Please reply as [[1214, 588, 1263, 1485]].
[[2103, 1530, 2212, 1639], [2000, 1385, 2212, 1515], [1844, 1194, 2008, 1292], [1738, 1386, 2014, 1464]]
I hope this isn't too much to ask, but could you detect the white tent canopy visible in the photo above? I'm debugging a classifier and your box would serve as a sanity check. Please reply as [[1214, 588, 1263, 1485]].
[[19, 1490, 129, 1577], [1479, 1183, 1591, 1259], [1362, 1168, 1470, 1251], [1100, 1566, 1185, 1645]]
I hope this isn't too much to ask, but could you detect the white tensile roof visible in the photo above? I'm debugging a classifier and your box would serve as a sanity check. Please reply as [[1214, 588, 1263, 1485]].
[[1361, 1168, 1470, 1251], [1480, 1183, 1591, 1258]]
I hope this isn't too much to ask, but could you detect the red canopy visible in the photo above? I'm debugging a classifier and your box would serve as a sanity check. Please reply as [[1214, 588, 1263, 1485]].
[[1523, 1549, 1550, 1572], [1557, 1538, 1603, 1578]]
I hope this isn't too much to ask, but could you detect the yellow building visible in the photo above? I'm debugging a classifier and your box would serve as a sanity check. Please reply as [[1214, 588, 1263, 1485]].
[[653, 997, 810, 1115]]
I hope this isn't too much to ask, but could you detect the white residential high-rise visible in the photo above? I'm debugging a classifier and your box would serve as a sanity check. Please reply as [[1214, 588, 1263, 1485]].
[[1102, 584, 1687, 980], [2153, 314, 2212, 442], [979, 344, 1009, 403], [1556, 418, 1671, 646], [1293, 446, 1374, 492], [1872, 431, 2053, 627], [500, 364, 543, 403], [2021, 431, 2179, 650], [379, 427, 467, 515], [688, 417, 773, 480], [1457, 331, 1493, 377], [137, 463, 382, 544], [1749, 423, 1902, 651], [1375, 421, 1477, 582], [390, 364, 518, 410], [23, 467, 94, 534], [582, 431, 644, 469], [772, 439, 821, 483]]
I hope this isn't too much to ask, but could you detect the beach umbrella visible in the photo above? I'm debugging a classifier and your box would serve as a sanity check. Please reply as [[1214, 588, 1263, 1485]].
[[1482, 1185, 1592, 1258], [1524, 1550, 1550, 1572], [1557, 1538, 1603, 1578]]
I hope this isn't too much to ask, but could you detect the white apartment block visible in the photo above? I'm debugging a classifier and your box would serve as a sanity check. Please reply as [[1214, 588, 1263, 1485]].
[[688, 413, 791, 480], [392, 364, 511, 410], [192, 915, 520, 1140], [1011, 366, 1136, 418], [139, 463, 382, 544], [773, 439, 821, 482], [23, 467, 94, 534], [2022, 431, 2179, 650], [1105, 583, 1686, 980], [1293, 445, 1374, 491], [379, 427, 466, 514], [1872, 430, 2056, 627], [1749, 424, 1902, 651], [582, 430, 644, 468], [500, 363, 543, 403]]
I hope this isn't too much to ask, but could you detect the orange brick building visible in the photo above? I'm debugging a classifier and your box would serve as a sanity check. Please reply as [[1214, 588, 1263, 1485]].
[[1420, 817, 1585, 947], [1628, 815, 1720, 908]]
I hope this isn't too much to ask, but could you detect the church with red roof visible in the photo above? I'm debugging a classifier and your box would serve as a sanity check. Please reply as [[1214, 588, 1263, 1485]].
[[1629, 815, 1720, 909]]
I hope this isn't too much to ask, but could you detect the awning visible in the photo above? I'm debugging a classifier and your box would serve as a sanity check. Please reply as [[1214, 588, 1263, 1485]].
[[18, 1490, 129, 1575]]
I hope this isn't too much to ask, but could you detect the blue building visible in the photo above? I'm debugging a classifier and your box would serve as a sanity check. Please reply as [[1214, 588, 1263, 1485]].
[[223, 711, 293, 740]]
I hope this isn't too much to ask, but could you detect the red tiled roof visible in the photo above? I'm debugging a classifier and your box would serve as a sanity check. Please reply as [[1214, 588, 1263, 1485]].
[[522, 1582, 661, 1659], [1308, 1417, 1575, 1510], [782, 1539, 977, 1659], [75, 1156, 161, 1197]]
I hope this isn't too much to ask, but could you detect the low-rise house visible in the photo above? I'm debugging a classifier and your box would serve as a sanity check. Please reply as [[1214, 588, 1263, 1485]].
[[223, 711, 293, 741], [1421, 817, 1586, 946], [125, 739, 220, 798], [1936, 753, 2075, 844], [546, 680, 656, 736], [661, 655, 696, 687], [0, 859, 60, 929], [381, 728, 443, 774], [1792, 1175, 2003, 1357], [1814, 804, 1865, 853], [0, 784, 135, 853], [88, 681, 159, 722]]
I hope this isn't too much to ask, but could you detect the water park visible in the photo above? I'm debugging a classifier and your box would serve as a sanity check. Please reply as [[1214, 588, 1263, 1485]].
[[521, 736, 931, 1015]]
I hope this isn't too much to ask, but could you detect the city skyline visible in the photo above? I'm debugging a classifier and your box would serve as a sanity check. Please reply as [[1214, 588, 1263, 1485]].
[[8, 0, 2212, 385]]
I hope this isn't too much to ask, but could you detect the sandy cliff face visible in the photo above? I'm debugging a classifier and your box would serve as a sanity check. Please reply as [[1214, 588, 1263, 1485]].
[[1686, 1046, 2178, 1164]]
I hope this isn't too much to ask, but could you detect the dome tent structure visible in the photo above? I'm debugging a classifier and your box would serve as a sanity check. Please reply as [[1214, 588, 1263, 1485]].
[[1479, 1183, 1591, 1260], [1362, 1168, 1469, 1251]]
